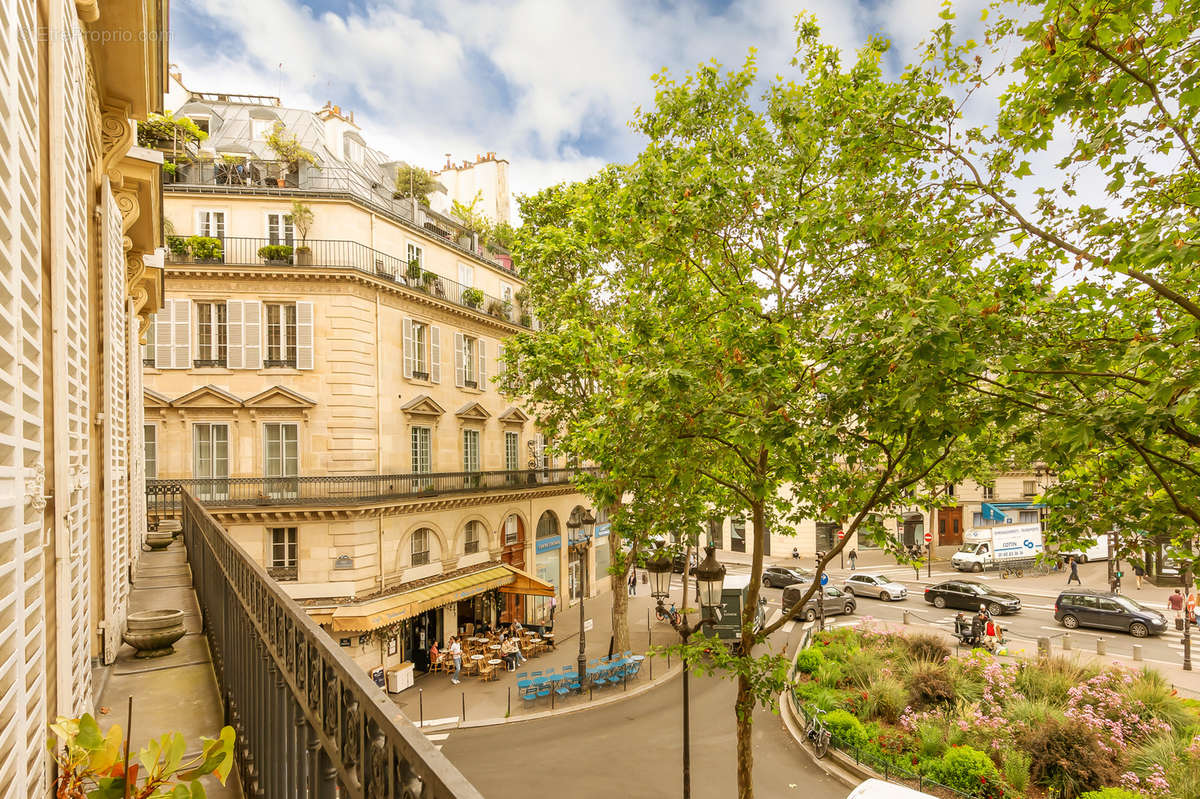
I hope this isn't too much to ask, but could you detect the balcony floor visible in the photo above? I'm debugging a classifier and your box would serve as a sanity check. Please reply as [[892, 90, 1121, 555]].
[[95, 541, 243, 797]]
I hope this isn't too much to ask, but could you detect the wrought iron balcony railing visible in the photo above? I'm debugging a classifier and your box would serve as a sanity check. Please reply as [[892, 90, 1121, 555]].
[[179, 490, 484, 798], [165, 235, 528, 327], [147, 467, 598, 515]]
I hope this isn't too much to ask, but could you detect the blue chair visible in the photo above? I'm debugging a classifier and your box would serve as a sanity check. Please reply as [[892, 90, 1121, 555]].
[[521, 687, 538, 706], [536, 679, 552, 702], [517, 678, 534, 697]]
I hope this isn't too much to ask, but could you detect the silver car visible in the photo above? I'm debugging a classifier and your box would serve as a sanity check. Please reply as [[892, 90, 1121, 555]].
[[842, 572, 907, 601]]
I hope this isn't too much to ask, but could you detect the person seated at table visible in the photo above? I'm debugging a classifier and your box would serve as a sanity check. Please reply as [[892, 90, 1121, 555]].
[[501, 637, 522, 669], [428, 641, 440, 672], [511, 619, 524, 634]]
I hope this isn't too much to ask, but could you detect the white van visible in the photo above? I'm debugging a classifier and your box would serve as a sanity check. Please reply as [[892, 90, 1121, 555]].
[[1058, 536, 1110, 563], [846, 779, 938, 799]]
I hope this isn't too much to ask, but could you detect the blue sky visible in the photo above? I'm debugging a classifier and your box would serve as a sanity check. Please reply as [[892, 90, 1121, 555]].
[[168, 0, 987, 198]]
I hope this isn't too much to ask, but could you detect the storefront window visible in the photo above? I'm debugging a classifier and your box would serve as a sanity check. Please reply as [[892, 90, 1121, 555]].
[[731, 517, 746, 552], [534, 510, 561, 621]]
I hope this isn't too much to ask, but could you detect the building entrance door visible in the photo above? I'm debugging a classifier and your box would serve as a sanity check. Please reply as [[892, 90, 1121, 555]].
[[938, 506, 963, 546]]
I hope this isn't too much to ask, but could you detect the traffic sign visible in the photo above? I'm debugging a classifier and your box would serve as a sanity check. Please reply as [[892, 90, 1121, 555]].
[[820, 573, 829, 586], [924, 531, 933, 544], [837, 530, 845, 540]]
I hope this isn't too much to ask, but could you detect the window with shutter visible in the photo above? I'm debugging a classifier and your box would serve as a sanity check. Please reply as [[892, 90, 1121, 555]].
[[172, 298, 191, 369], [430, 326, 441, 383], [295, 301, 314, 369], [266, 212, 294, 246], [402, 318, 414, 379], [478, 339, 487, 389], [127, 301, 148, 572], [154, 302, 174, 368], [454, 331, 465, 387], [243, 300, 263, 369]]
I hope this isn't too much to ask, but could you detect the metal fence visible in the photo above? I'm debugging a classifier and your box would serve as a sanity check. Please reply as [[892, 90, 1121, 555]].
[[148, 467, 598, 516], [181, 490, 485, 799], [165, 235, 528, 326]]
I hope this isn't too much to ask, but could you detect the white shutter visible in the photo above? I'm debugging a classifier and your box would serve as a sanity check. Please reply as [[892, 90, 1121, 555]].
[[0, 0, 48, 788], [296, 301, 314, 370], [478, 339, 487, 389], [430, 326, 441, 383], [454, 331, 465, 388], [54, 0, 94, 719], [498, 343, 506, 378], [243, 300, 263, 369], [100, 179, 129, 665], [126, 302, 146, 577], [226, 299, 244, 369], [172, 298, 191, 369], [402, 318, 414, 379], [154, 305, 173, 368]]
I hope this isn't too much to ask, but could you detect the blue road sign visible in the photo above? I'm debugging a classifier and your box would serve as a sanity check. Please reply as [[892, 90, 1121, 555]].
[[820, 573, 829, 586]]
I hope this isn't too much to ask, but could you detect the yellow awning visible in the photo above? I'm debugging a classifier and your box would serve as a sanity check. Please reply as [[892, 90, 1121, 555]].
[[328, 563, 553, 632]]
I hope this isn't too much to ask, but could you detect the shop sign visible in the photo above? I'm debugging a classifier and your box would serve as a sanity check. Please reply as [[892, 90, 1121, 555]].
[[595, 523, 611, 538], [536, 535, 561, 554]]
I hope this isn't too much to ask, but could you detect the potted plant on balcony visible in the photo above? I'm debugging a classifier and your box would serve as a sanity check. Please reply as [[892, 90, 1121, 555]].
[[257, 244, 294, 265], [406, 260, 424, 286], [421, 269, 440, 294], [290, 200, 314, 265], [486, 298, 512, 320], [166, 235, 189, 262], [161, 160, 178, 183], [186, 235, 224, 263], [461, 287, 484, 310], [265, 121, 317, 187]]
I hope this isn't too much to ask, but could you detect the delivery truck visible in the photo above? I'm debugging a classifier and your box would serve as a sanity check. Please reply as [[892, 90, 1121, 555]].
[[951, 523, 1043, 573]]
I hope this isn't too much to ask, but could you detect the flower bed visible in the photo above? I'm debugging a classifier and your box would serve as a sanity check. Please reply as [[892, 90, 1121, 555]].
[[791, 626, 1200, 799]]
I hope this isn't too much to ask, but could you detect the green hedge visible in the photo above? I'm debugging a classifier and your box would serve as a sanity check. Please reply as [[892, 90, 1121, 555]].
[[795, 647, 824, 675], [926, 746, 1000, 795], [823, 709, 868, 750]]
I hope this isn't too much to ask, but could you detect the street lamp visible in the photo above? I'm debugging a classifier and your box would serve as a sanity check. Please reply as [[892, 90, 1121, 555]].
[[566, 507, 596, 690], [654, 545, 726, 799]]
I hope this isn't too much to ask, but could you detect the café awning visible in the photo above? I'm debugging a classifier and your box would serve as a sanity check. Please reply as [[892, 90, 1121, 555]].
[[326, 563, 555, 632]]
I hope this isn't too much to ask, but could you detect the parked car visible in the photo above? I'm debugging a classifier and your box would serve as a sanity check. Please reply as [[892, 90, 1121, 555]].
[[923, 580, 1021, 615], [783, 584, 856, 622], [842, 572, 907, 601], [762, 566, 813, 588], [671, 551, 697, 575], [1054, 588, 1168, 638]]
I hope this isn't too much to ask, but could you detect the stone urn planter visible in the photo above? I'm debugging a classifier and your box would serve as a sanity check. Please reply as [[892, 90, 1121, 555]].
[[145, 531, 173, 551], [157, 518, 182, 537], [123, 609, 186, 658]]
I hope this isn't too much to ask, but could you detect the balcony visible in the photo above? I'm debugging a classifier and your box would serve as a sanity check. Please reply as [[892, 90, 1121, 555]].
[[177, 490, 483, 798], [162, 157, 515, 273], [147, 466, 598, 514], [166, 235, 530, 328]]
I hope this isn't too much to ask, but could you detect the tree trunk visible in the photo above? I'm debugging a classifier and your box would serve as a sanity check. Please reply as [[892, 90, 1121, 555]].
[[735, 671, 755, 799], [610, 523, 631, 654], [736, 495, 768, 799]]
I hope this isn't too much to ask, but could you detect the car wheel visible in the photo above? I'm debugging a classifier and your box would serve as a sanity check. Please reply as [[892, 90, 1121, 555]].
[[988, 603, 1003, 616], [804, 608, 817, 622], [972, 563, 984, 573], [1061, 614, 1079, 629], [843, 586, 855, 596], [880, 591, 890, 601], [762, 576, 772, 587], [844, 603, 855, 615], [1130, 622, 1149, 638], [933, 596, 947, 609]]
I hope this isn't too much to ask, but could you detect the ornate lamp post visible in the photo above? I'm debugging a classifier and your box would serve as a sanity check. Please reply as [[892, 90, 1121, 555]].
[[652, 545, 726, 799], [566, 507, 595, 689]]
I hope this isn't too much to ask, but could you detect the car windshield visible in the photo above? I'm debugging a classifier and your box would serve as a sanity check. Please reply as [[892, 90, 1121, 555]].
[[825, 587, 843, 597], [1114, 596, 1154, 613], [964, 584, 986, 594], [957, 544, 977, 553]]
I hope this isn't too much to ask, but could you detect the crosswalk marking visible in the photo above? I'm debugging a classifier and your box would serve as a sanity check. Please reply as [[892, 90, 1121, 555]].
[[416, 716, 458, 728], [782, 620, 795, 634], [426, 733, 450, 741]]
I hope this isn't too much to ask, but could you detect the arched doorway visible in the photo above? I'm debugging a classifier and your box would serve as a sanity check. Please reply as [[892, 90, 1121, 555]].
[[532, 510, 561, 624], [500, 513, 526, 624], [566, 505, 587, 601]]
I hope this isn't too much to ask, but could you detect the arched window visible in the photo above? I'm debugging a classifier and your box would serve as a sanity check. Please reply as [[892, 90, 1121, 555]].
[[411, 528, 430, 565], [504, 514, 520, 546], [464, 521, 480, 555], [536, 510, 558, 539]]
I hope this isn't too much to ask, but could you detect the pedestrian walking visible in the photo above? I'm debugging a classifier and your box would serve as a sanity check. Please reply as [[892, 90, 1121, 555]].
[[1067, 556, 1081, 585], [628, 571, 637, 597], [1169, 589, 1184, 628], [1133, 562, 1146, 590], [449, 636, 462, 684], [549, 594, 557, 625], [848, 549, 858, 571]]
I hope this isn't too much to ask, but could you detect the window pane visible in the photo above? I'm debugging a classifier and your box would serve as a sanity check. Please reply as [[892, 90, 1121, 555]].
[[144, 425, 157, 479]]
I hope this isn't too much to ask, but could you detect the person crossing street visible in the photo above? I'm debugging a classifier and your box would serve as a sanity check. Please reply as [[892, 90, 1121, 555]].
[[1067, 556, 1081, 585]]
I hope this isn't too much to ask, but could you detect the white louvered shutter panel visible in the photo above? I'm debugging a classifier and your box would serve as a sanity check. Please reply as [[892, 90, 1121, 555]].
[[454, 332, 465, 388], [154, 304, 174, 369], [0, 0, 48, 790], [402, 318, 414, 379], [498, 343, 506, 378], [126, 301, 146, 574], [172, 298, 191, 369], [100, 179, 129, 665], [56, 0, 94, 717], [296, 301, 314, 370], [226, 299, 244, 369], [243, 300, 263, 369], [478, 339, 487, 390], [430, 326, 441, 383]]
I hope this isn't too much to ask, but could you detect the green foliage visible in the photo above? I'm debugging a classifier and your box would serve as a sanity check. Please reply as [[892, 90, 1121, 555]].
[[903, 633, 951, 663], [137, 111, 207, 147], [407, 261, 423, 280], [289, 201, 314, 246], [814, 660, 845, 689], [905, 659, 957, 708], [1000, 748, 1032, 794], [185, 236, 223, 261], [1123, 667, 1197, 731], [1024, 718, 1120, 799], [166, 235, 188, 258], [1015, 658, 1097, 705], [265, 122, 317, 167], [48, 713, 234, 799], [1006, 697, 1066, 730], [916, 720, 949, 760], [393, 164, 440, 204], [842, 647, 883, 689], [822, 709, 868, 750], [461, 287, 484, 308], [861, 676, 907, 724], [1077, 791, 1146, 799], [794, 647, 825, 675], [794, 681, 848, 712], [451, 191, 494, 245], [926, 745, 1000, 795], [257, 244, 293, 262]]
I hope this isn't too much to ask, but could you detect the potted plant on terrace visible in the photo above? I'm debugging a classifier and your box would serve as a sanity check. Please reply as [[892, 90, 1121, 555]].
[[265, 122, 317, 187], [291, 200, 314, 265], [461, 287, 484, 310], [165, 235, 189, 262], [406, 260, 423, 285], [257, 244, 294, 265], [186, 235, 223, 263]]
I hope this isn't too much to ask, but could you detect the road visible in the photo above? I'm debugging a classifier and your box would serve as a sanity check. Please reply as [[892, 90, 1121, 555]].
[[437, 614, 848, 799]]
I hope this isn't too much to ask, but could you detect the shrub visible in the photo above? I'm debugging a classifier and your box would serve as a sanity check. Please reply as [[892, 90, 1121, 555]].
[[862, 677, 908, 724], [1001, 748, 1032, 794], [1007, 697, 1066, 729], [916, 720, 949, 760], [796, 684, 848, 712], [187, 235, 223, 261], [461, 287, 484, 308], [843, 648, 883, 689], [822, 709, 868, 751], [815, 660, 845, 689], [795, 647, 824, 675], [406, 261, 423, 280], [904, 632, 951, 663], [906, 660, 957, 708], [926, 745, 1000, 795], [166, 235, 188, 257], [1077, 790, 1146, 799], [257, 244, 293, 262], [1017, 657, 1098, 704], [1123, 668, 1196, 731], [1025, 718, 1121, 798]]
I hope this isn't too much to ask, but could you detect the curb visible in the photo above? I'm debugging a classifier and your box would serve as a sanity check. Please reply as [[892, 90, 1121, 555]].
[[433, 662, 685, 731], [779, 684, 862, 790]]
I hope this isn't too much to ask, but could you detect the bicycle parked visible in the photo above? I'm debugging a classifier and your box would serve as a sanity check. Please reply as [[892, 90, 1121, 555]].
[[806, 708, 831, 758], [655, 602, 681, 626]]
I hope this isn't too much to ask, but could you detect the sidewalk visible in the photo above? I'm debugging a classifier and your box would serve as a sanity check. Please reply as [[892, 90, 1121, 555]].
[[390, 582, 688, 728]]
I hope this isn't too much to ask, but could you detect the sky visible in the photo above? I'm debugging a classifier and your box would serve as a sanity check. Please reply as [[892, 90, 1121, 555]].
[[168, 0, 990, 203]]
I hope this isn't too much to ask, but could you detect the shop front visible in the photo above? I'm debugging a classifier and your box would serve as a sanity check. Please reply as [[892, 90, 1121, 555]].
[[534, 510, 561, 626], [594, 514, 611, 587], [500, 513, 526, 624]]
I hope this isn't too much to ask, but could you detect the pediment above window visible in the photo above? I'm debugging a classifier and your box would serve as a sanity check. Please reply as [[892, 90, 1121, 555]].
[[401, 394, 446, 417], [455, 402, 492, 422], [144, 387, 173, 409], [243, 385, 317, 410], [498, 406, 529, 426], [172, 384, 243, 409]]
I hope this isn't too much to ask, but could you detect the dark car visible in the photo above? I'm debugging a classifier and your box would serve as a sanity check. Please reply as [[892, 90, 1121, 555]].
[[782, 584, 856, 622], [923, 580, 1021, 615], [762, 566, 813, 588], [671, 552, 697, 575], [1055, 588, 1168, 638]]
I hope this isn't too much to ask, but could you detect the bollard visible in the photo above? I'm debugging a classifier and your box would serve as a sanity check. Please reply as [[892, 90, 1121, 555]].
[[462, 692, 466, 721], [507, 687, 511, 717], [1062, 633, 1071, 651], [1096, 638, 1106, 656], [1133, 644, 1143, 662], [649, 657, 653, 680], [1037, 637, 1050, 658], [419, 689, 423, 728], [902, 610, 910, 625]]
